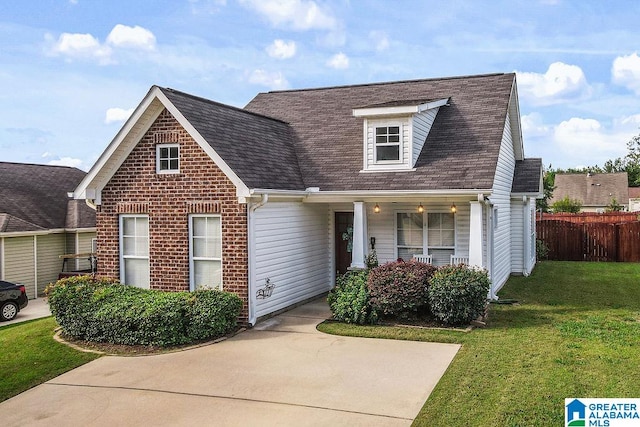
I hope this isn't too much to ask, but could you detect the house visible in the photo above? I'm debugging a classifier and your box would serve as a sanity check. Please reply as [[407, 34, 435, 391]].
[[566, 399, 586, 424], [73, 73, 543, 325], [628, 187, 640, 212], [550, 172, 629, 212], [0, 162, 96, 299]]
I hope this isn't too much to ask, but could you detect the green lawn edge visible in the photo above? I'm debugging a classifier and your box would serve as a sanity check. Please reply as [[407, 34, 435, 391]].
[[317, 261, 640, 426]]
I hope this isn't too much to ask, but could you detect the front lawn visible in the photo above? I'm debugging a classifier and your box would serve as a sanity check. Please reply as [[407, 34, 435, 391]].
[[0, 317, 101, 402], [318, 261, 640, 426]]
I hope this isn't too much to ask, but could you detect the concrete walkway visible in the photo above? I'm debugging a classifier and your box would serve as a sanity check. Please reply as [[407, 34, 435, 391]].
[[1, 298, 51, 327], [0, 298, 460, 426]]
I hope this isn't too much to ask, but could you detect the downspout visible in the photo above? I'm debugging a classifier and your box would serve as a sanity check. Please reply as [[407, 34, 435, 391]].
[[482, 195, 497, 300], [522, 196, 529, 277], [247, 194, 268, 326]]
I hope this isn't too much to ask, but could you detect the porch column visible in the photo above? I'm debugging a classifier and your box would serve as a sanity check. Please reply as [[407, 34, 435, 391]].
[[469, 201, 483, 268], [350, 201, 367, 269]]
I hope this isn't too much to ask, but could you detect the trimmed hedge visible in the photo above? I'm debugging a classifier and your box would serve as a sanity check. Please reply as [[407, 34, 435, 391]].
[[367, 260, 437, 317], [46, 276, 242, 347], [428, 265, 491, 325], [327, 270, 377, 324]]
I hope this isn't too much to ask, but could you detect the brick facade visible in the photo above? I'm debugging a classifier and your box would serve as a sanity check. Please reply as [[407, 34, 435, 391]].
[[96, 109, 249, 322]]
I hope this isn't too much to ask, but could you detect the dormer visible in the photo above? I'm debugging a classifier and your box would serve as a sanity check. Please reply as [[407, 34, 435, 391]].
[[353, 98, 449, 172]]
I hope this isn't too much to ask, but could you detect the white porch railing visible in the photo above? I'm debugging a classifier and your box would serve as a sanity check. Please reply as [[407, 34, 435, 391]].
[[413, 254, 433, 264], [450, 255, 469, 265]]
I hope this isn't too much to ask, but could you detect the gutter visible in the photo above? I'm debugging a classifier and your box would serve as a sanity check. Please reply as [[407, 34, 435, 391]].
[[247, 193, 268, 326]]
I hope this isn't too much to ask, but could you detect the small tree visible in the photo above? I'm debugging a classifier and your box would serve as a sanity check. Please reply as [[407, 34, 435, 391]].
[[551, 196, 582, 213], [606, 198, 624, 212]]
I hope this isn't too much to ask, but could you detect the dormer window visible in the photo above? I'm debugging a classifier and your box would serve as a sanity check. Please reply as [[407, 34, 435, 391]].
[[375, 125, 401, 163], [156, 144, 179, 174]]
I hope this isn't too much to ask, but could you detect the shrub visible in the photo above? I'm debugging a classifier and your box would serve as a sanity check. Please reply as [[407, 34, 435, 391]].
[[46, 276, 242, 347], [327, 270, 377, 324], [428, 265, 491, 325], [367, 260, 437, 317], [536, 239, 549, 260]]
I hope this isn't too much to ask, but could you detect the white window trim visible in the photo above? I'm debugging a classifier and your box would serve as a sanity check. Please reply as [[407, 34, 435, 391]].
[[374, 122, 403, 165], [156, 143, 180, 174], [394, 210, 425, 260], [425, 211, 458, 254], [119, 214, 150, 289], [189, 214, 223, 291]]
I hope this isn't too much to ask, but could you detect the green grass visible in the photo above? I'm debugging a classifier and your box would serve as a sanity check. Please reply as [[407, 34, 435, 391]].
[[318, 261, 640, 426], [0, 317, 101, 402]]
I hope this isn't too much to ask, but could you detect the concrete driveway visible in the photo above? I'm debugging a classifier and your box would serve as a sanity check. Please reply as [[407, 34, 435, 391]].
[[0, 299, 460, 426], [1, 298, 51, 327]]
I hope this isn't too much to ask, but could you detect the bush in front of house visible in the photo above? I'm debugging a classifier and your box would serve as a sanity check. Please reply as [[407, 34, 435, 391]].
[[327, 270, 377, 324], [428, 265, 491, 325], [367, 260, 437, 318], [46, 276, 242, 347]]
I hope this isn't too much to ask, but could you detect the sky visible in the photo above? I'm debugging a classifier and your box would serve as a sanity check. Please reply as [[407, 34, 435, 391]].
[[1, 0, 640, 172]]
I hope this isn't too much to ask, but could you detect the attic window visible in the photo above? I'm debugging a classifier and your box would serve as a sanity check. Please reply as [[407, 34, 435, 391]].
[[156, 144, 179, 174], [375, 125, 401, 163]]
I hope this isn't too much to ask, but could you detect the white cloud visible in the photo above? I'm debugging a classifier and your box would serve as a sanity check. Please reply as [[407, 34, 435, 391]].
[[369, 31, 389, 52], [266, 39, 296, 59], [49, 32, 112, 63], [517, 62, 591, 106], [106, 24, 156, 50], [612, 52, 640, 95], [105, 107, 134, 124], [521, 112, 550, 138], [552, 117, 632, 164], [326, 52, 349, 69], [47, 156, 84, 169], [247, 69, 289, 90], [239, 0, 337, 30]]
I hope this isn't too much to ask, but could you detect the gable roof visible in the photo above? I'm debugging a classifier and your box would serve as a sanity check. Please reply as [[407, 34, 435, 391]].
[[159, 88, 304, 190], [511, 158, 543, 195], [244, 73, 519, 192], [0, 162, 96, 233], [551, 172, 629, 207]]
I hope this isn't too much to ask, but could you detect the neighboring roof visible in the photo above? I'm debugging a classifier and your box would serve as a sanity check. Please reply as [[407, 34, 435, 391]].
[[0, 162, 96, 233], [550, 172, 629, 207], [629, 187, 640, 199], [159, 87, 305, 190], [244, 73, 518, 191], [511, 158, 543, 194]]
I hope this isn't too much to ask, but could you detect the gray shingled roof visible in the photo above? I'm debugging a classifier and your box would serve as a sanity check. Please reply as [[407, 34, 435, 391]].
[[551, 172, 629, 207], [512, 159, 543, 194], [160, 87, 305, 190], [0, 162, 96, 232], [244, 73, 516, 191]]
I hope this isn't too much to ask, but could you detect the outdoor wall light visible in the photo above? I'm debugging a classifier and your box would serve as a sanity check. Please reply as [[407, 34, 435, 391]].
[[374, 203, 380, 213], [450, 203, 457, 213], [417, 203, 424, 213]]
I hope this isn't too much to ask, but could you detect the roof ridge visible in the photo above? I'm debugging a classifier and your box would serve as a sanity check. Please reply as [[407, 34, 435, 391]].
[[259, 72, 511, 95], [158, 86, 290, 125]]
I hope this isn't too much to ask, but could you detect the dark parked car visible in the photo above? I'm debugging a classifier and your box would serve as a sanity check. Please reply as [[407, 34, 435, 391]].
[[0, 280, 28, 321]]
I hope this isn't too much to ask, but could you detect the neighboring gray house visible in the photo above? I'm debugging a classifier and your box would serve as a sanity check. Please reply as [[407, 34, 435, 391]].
[[551, 172, 629, 212], [0, 162, 96, 299], [74, 73, 543, 325]]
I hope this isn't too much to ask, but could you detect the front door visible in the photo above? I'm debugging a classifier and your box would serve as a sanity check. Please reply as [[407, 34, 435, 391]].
[[335, 212, 353, 276]]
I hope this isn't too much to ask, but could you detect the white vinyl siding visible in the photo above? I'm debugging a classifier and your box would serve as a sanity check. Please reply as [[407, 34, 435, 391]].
[[189, 215, 222, 290], [490, 111, 516, 293], [364, 118, 411, 171], [3, 236, 36, 299], [253, 202, 331, 319], [120, 215, 149, 289], [156, 143, 179, 174], [411, 108, 439, 166], [510, 200, 525, 274]]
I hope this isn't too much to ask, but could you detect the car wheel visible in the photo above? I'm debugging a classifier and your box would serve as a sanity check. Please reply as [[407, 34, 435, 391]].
[[1, 301, 19, 321]]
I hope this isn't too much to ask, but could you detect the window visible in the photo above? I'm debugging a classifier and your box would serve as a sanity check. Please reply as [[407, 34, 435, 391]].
[[189, 215, 222, 290], [120, 215, 149, 288], [375, 125, 401, 162], [156, 144, 179, 173], [427, 213, 455, 266], [396, 212, 424, 261]]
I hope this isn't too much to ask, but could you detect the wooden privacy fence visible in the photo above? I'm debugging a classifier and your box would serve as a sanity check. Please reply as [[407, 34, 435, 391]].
[[537, 220, 640, 262], [537, 212, 640, 224]]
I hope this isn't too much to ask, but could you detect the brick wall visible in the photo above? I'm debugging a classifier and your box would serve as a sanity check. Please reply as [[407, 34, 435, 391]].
[[96, 109, 249, 322]]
